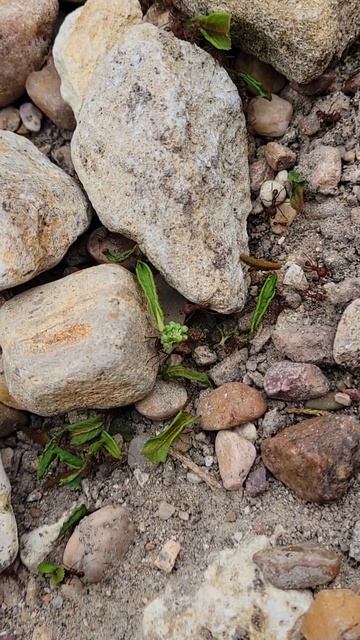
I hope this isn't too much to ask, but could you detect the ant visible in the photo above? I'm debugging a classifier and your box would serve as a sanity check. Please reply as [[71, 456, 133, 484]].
[[316, 109, 341, 129], [303, 255, 329, 282]]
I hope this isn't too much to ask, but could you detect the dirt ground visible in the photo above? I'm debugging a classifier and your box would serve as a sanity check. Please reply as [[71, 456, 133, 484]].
[[0, 33, 359, 640]]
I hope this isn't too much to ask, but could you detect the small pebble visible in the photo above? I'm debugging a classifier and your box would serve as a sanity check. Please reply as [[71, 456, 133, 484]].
[[265, 142, 296, 171], [19, 102, 43, 132], [178, 511, 189, 521], [334, 392, 352, 407], [215, 431, 256, 490], [152, 540, 181, 573], [155, 501, 175, 520], [0, 106, 20, 131], [247, 95, 293, 138], [193, 345, 217, 366]]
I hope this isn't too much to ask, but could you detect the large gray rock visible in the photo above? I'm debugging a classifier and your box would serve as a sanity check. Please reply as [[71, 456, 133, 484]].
[[0, 0, 58, 107], [53, 0, 142, 116], [174, 0, 360, 84], [71, 24, 251, 314], [0, 265, 158, 416], [0, 131, 91, 291]]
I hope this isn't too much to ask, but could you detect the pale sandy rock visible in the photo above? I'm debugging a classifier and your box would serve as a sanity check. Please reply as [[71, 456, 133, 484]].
[[333, 299, 360, 369], [325, 278, 360, 305], [152, 540, 181, 573], [0, 131, 91, 291], [143, 536, 313, 639], [63, 505, 134, 584], [135, 380, 188, 421], [215, 431, 256, 490], [0, 107, 20, 132], [174, 0, 360, 85], [71, 24, 251, 314], [247, 95, 293, 138], [0, 265, 158, 415], [283, 264, 309, 291], [235, 422, 257, 442], [0, 455, 18, 573], [20, 505, 80, 572], [299, 145, 342, 194], [53, 0, 142, 115], [0, 0, 58, 107], [272, 309, 336, 364], [26, 56, 76, 130], [271, 201, 298, 234]]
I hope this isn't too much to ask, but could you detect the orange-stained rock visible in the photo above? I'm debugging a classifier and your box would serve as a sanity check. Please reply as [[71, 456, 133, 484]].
[[261, 415, 360, 502], [301, 589, 360, 640], [197, 382, 267, 431]]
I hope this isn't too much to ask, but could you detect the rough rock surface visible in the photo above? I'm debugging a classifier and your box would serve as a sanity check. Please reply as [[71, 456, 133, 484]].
[[174, 0, 360, 84], [0, 265, 158, 416], [0, 0, 58, 107], [263, 361, 330, 401], [253, 544, 340, 589], [215, 431, 256, 490], [143, 536, 312, 639], [299, 145, 342, 194], [0, 455, 18, 573], [261, 415, 360, 502], [135, 380, 188, 421], [272, 309, 336, 363], [301, 589, 360, 640], [71, 23, 251, 313], [26, 56, 76, 130], [63, 505, 134, 584], [197, 382, 267, 430], [0, 131, 91, 290], [333, 299, 360, 370], [53, 0, 142, 115]]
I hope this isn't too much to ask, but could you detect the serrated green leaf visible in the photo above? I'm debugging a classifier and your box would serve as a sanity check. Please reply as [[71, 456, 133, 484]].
[[59, 504, 88, 537], [190, 13, 232, 50], [37, 442, 58, 480], [101, 431, 121, 459], [163, 364, 211, 386], [136, 261, 165, 333], [239, 73, 272, 100], [54, 447, 83, 469], [142, 412, 198, 463], [250, 274, 278, 334], [103, 246, 137, 263]]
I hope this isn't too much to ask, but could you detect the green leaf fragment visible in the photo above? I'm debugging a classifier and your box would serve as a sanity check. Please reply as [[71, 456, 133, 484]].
[[37, 562, 65, 586], [136, 261, 165, 333], [59, 504, 88, 537], [288, 170, 306, 213], [103, 246, 137, 263], [100, 431, 122, 459], [239, 73, 272, 100], [190, 13, 232, 50], [250, 274, 278, 334], [163, 364, 211, 386], [58, 468, 84, 487], [142, 411, 198, 463]]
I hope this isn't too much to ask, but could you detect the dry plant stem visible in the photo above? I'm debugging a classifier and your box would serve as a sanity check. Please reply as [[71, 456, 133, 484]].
[[170, 450, 222, 491]]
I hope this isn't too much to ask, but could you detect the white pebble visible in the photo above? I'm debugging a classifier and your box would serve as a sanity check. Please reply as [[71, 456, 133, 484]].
[[260, 180, 287, 208], [19, 102, 43, 132]]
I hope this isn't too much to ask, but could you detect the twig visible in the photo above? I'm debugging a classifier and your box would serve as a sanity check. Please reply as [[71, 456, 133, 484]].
[[170, 450, 222, 491]]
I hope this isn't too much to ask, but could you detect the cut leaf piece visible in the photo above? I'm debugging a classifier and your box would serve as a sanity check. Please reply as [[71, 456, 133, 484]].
[[37, 442, 58, 480], [37, 562, 65, 586], [250, 274, 278, 334], [103, 246, 137, 263], [54, 447, 84, 469], [100, 431, 122, 459], [142, 412, 198, 463], [163, 364, 211, 386], [239, 73, 272, 100], [136, 261, 165, 332], [189, 13, 231, 50]]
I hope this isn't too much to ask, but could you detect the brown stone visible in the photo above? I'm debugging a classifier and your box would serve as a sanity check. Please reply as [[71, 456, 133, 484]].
[[63, 505, 134, 584], [215, 431, 256, 490], [26, 56, 76, 130], [272, 309, 336, 364], [301, 589, 360, 640], [263, 361, 330, 401], [261, 414, 360, 502], [197, 382, 267, 431], [86, 226, 138, 269], [0, 107, 20, 132], [264, 142, 296, 172], [0, 0, 58, 108], [247, 95, 293, 138], [344, 72, 360, 95], [253, 544, 340, 589]]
